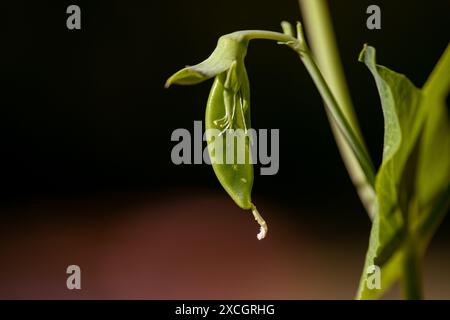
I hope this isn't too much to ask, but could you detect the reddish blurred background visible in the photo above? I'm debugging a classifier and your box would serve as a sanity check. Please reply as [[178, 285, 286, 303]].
[[1, 189, 449, 299]]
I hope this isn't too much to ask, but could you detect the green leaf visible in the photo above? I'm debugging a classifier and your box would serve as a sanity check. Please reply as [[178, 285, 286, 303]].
[[357, 45, 427, 299], [357, 44, 450, 299]]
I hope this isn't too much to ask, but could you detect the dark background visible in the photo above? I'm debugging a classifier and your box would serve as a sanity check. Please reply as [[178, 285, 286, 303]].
[[1, 0, 449, 299]]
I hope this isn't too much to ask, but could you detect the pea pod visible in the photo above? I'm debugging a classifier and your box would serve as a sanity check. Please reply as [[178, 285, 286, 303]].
[[166, 34, 267, 239]]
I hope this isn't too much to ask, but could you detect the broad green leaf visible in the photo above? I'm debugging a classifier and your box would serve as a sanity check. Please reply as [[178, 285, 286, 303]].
[[357, 44, 450, 299], [357, 45, 426, 299]]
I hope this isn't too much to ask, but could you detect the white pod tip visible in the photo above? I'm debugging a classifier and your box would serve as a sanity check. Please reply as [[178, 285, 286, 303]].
[[251, 204, 268, 240]]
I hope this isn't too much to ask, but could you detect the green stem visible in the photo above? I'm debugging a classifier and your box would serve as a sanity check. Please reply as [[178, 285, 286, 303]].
[[296, 45, 376, 186], [298, 0, 377, 218], [298, 0, 357, 124], [231, 30, 294, 43], [401, 239, 423, 300], [404, 44, 450, 299], [417, 185, 450, 252], [229, 28, 376, 188], [423, 43, 450, 99]]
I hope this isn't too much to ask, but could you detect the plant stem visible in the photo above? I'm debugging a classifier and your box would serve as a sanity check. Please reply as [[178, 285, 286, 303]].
[[423, 43, 450, 99], [405, 44, 450, 299], [401, 239, 423, 299], [231, 30, 294, 43], [298, 0, 356, 122], [230, 27, 376, 187], [298, 0, 377, 218], [417, 185, 450, 252], [296, 46, 376, 186]]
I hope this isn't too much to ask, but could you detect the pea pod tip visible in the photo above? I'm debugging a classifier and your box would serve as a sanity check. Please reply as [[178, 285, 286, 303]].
[[251, 204, 268, 240]]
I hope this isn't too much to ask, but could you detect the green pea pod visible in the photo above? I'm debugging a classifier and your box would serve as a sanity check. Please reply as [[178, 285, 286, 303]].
[[166, 34, 267, 239], [205, 66, 253, 209], [206, 67, 267, 239]]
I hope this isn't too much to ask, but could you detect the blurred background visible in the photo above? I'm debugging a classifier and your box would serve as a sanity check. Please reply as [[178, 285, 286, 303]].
[[1, 0, 449, 299]]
